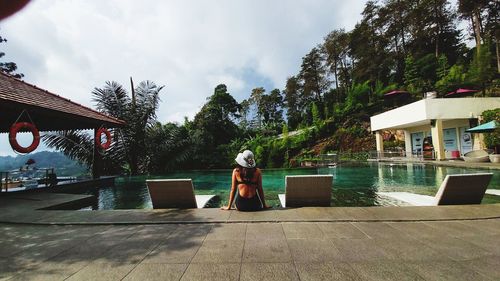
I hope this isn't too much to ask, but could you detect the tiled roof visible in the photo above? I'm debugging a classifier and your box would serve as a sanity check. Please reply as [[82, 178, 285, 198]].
[[0, 72, 125, 132]]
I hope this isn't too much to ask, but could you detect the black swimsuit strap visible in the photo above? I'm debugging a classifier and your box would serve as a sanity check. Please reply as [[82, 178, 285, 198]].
[[236, 180, 257, 185]]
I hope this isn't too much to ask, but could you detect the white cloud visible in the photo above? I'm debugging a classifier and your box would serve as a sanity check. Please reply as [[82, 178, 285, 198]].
[[0, 0, 366, 156]]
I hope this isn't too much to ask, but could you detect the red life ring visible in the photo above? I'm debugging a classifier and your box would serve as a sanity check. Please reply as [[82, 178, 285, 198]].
[[96, 127, 112, 150], [9, 122, 41, 154]]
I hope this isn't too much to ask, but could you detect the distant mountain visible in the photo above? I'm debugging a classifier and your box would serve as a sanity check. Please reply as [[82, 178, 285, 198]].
[[0, 151, 88, 176]]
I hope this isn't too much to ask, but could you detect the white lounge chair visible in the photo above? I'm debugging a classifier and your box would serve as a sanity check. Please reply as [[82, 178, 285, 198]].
[[146, 179, 215, 209], [278, 175, 333, 207], [379, 173, 493, 206], [486, 189, 500, 196]]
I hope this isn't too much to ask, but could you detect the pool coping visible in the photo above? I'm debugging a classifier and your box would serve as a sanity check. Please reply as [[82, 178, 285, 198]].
[[1, 191, 500, 225]]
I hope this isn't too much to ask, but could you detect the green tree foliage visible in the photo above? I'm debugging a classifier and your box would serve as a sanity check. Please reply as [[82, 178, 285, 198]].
[[350, 1, 392, 86], [299, 47, 330, 104], [378, 0, 410, 83], [344, 81, 371, 114], [458, 0, 499, 73], [416, 54, 439, 91], [43, 130, 117, 174], [323, 29, 351, 101], [283, 76, 303, 130], [467, 43, 495, 92], [145, 122, 192, 173], [458, 0, 489, 47], [260, 89, 284, 126], [190, 84, 241, 168], [249, 87, 266, 127], [248, 87, 284, 130], [238, 99, 251, 129], [436, 54, 449, 81], [94, 80, 162, 175], [0, 33, 23, 78], [404, 54, 420, 93], [44, 80, 163, 176], [414, 0, 461, 60], [435, 64, 466, 94], [311, 103, 321, 126], [481, 109, 500, 151]]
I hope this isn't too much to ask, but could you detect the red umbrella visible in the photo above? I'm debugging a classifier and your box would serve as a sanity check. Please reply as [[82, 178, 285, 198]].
[[384, 90, 409, 97], [456, 88, 478, 94], [445, 88, 478, 97]]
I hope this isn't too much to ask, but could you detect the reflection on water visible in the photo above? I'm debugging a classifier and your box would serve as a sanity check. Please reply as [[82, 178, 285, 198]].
[[89, 162, 500, 209]]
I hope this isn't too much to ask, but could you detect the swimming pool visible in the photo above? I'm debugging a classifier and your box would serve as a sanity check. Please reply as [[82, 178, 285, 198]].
[[89, 162, 500, 209]]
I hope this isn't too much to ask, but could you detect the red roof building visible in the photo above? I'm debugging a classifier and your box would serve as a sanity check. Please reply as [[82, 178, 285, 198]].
[[0, 72, 124, 133]]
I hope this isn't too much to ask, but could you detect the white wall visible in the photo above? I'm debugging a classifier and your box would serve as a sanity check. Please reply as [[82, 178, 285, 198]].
[[371, 100, 428, 131], [371, 97, 500, 131]]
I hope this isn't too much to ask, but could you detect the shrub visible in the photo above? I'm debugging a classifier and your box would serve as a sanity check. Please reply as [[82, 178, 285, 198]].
[[482, 109, 500, 151]]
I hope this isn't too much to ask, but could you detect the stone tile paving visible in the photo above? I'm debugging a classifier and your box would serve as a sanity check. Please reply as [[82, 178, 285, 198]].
[[0, 219, 499, 280]]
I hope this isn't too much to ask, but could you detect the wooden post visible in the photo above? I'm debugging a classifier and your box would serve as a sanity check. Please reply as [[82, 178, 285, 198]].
[[92, 127, 101, 179]]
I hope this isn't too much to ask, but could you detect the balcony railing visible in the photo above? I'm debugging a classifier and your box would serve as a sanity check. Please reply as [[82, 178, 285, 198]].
[[370, 150, 436, 161]]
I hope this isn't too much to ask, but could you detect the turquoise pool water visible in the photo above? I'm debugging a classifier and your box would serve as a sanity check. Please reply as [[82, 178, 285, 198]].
[[90, 162, 500, 209]]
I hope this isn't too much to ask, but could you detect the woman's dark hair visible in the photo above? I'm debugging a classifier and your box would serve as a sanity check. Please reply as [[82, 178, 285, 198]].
[[239, 166, 256, 182]]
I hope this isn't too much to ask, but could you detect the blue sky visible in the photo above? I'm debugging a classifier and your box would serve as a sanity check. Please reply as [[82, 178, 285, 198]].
[[0, 0, 368, 156]]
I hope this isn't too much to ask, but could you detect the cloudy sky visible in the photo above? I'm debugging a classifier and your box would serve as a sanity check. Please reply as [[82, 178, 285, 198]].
[[1, 0, 367, 156]]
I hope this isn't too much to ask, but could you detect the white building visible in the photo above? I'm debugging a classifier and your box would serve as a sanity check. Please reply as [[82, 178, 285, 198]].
[[370, 97, 500, 160]]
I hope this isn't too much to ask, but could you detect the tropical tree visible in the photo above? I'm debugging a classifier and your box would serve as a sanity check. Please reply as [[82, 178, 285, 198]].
[[410, 0, 461, 60], [259, 89, 284, 125], [283, 76, 303, 130], [299, 47, 330, 105], [458, 0, 489, 49], [435, 64, 466, 94], [436, 54, 450, 82], [344, 81, 371, 114], [323, 29, 351, 101], [189, 84, 241, 168], [44, 79, 164, 176], [43, 130, 121, 176], [350, 1, 391, 86], [0, 32, 23, 78], [238, 98, 252, 129], [466, 43, 495, 93], [403, 54, 420, 93], [249, 87, 266, 127], [482, 109, 500, 152], [145, 122, 192, 173]]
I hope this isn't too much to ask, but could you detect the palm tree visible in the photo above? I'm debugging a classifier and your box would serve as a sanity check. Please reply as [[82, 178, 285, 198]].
[[43, 79, 164, 176], [145, 122, 193, 173]]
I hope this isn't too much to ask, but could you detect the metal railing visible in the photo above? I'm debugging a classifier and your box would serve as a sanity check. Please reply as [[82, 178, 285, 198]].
[[298, 153, 339, 167], [370, 150, 437, 161]]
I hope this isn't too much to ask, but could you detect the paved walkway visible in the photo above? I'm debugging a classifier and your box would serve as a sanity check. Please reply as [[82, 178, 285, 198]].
[[0, 192, 499, 280], [1, 219, 499, 280]]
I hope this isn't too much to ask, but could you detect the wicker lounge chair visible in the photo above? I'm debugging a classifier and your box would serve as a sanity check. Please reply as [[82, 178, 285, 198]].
[[489, 154, 500, 163], [379, 173, 493, 206], [146, 179, 215, 209], [278, 175, 333, 207], [463, 150, 490, 162]]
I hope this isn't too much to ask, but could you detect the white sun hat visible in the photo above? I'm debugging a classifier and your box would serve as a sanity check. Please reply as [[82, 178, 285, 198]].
[[235, 150, 256, 168]]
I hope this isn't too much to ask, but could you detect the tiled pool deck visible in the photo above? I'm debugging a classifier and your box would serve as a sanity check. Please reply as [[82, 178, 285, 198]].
[[1, 193, 499, 280]]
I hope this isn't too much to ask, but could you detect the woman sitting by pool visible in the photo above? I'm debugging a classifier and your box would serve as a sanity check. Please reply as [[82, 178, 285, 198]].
[[221, 150, 270, 211]]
